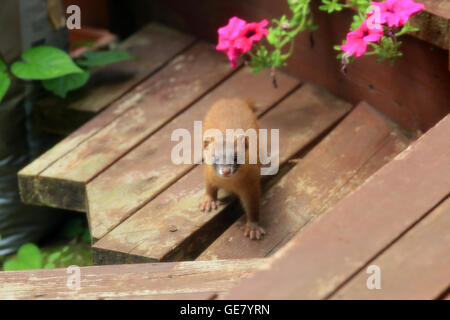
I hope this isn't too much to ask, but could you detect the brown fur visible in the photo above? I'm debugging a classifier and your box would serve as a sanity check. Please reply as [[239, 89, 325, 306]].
[[199, 98, 265, 240]]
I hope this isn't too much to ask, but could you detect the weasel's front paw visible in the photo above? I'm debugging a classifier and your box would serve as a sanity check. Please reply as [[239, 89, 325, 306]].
[[244, 222, 266, 240], [199, 196, 220, 212]]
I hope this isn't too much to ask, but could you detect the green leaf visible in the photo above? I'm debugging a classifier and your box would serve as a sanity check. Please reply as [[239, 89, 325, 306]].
[[41, 69, 90, 98], [350, 15, 364, 30], [3, 259, 26, 271], [0, 59, 7, 73], [60, 253, 75, 263], [82, 228, 91, 243], [266, 28, 278, 46], [0, 72, 11, 103], [17, 243, 42, 269], [3, 243, 43, 271], [47, 251, 62, 264], [11, 46, 83, 80], [76, 50, 134, 67]]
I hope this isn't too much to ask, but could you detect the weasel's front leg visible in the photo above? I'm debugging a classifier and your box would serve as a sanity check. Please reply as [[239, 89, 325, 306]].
[[240, 184, 265, 240], [199, 181, 219, 212]]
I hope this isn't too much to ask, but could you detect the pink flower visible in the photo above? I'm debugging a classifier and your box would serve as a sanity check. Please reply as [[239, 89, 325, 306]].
[[216, 17, 269, 67], [341, 20, 384, 57], [369, 0, 424, 27]]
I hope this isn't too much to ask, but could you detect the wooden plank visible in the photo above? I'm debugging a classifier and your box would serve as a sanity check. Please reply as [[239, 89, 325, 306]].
[[34, 23, 196, 134], [410, 0, 450, 50], [87, 68, 301, 241], [224, 114, 450, 300], [0, 259, 263, 300], [92, 83, 352, 263], [153, 0, 450, 132], [19, 41, 236, 211], [331, 196, 450, 300], [198, 102, 410, 260]]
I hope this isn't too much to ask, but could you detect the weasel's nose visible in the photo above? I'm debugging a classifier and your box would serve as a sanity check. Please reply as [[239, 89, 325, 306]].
[[221, 167, 231, 176]]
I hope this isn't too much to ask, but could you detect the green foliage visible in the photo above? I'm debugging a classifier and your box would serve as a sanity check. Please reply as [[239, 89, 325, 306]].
[[249, 0, 316, 75], [76, 50, 134, 68], [368, 37, 403, 65], [395, 21, 419, 36], [319, 0, 370, 14], [10, 46, 83, 80], [42, 69, 90, 98], [350, 14, 365, 30], [0, 71, 11, 102], [60, 218, 85, 239], [3, 243, 43, 271], [59, 217, 91, 243], [81, 228, 91, 243], [0, 46, 134, 104], [319, 0, 346, 13], [2, 242, 92, 271]]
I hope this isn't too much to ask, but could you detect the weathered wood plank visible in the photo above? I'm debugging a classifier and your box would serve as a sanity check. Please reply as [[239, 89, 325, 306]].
[[410, 0, 450, 50], [34, 23, 196, 134], [332, 196, 450, 300], [0, 259, 263, 300], [197, 102, 410, 260], [19, 41, 235, 211], [86, 68, 301, 241], [92, 83, 352, 263], [224, 114, 450, 300]]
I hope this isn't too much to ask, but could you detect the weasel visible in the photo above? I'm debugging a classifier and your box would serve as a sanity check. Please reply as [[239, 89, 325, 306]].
[[199, 98, 265, 240]]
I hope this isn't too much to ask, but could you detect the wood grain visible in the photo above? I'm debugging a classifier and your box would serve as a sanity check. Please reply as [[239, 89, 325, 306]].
[[332, 196, 450, 300], [19, 41, 235, 211], [198, 102, 410, 260], [0, 259, 263, 300], [35, 23, 196, 134], [92, 83, 352, 264], [224, 114, 450, 299], [87, 67, 300, 241]]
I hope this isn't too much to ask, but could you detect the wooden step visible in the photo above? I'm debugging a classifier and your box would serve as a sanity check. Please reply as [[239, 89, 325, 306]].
[[332, 196, 450, 300], [224, 114, 450, 299], [92, 83, 352, 264], [0, 259, 262, 300], [197, 102, 410, 260], [410, 0, 449, 51], [35, 23, 196, 134], [19, 40, 236, 211], [86, 68, 301, 242]]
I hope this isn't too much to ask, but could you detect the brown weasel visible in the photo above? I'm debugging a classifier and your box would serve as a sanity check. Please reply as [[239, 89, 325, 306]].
[[199, 98, 265, 240]]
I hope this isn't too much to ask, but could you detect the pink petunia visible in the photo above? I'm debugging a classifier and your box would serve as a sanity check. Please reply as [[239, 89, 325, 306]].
[[369, 0, 424, 27], [216, 17, 269, 67], [341, 20, 384, 57]]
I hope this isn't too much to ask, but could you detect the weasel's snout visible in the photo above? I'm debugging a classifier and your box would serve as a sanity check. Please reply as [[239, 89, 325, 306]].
[[216, 164, 236, 178]]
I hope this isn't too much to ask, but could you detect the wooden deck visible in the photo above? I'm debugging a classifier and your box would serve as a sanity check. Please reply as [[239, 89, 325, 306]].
[[11, 23, 449, 299]]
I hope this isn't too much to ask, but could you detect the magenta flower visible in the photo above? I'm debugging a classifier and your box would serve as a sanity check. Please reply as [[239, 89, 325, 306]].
[[341, 20, 384, 57], [369, 0, 424, 27], [216, 17, 269, 67]]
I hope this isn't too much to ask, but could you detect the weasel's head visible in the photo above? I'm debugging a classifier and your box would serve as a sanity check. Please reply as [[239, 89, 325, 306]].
[[203, 133, 248, 178]]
